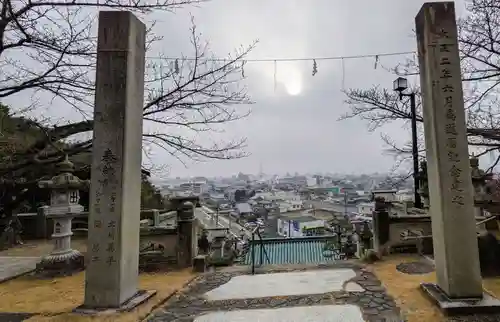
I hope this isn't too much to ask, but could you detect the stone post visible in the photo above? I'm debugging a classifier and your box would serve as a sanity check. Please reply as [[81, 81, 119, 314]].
[[417, 161, 430, 208], [36, 206, 49, 239], [416, 2, 482, 298], [152, 209, 160, 226], [82, 11, 154, 310], [177, 201, 195, 268], [372, 199, 390, 256]]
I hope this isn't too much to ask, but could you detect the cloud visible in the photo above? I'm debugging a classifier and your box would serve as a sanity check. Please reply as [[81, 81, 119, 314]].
[[4, 0, 469, 178]]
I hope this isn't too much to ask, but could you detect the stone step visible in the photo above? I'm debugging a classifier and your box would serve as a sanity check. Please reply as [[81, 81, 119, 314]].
[[193, 305, 365, 322], [203, 269, 363, 301]]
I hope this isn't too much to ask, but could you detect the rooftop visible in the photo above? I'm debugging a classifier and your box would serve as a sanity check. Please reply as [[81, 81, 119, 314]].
[[235, 202, 252, 213]]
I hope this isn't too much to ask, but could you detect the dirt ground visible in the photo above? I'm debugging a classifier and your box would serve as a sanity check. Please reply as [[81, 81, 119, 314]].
[[0, 240, 197, 322], [371, 255, 500, 322], [0, 269, 196, 322]]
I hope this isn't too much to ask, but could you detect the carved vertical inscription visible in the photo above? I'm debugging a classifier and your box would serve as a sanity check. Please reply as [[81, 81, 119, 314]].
[[431, 28, 466, 207], [90, 148, 120, 264]]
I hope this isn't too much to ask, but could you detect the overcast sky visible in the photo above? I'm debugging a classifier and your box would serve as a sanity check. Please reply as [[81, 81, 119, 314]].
[[148, 0, 465, 178], [6, 0, 474, 179]]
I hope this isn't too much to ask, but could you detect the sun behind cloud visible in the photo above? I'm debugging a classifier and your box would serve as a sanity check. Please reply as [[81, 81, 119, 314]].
[[277, 63, 303, 96]]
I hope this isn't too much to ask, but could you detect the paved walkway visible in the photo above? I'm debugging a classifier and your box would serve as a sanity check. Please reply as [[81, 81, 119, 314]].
[[147, 262, 402, 322], [0, 256, 38, 283]]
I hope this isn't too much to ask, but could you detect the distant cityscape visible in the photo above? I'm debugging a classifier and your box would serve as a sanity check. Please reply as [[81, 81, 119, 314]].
[[156, 172, 416, 239]]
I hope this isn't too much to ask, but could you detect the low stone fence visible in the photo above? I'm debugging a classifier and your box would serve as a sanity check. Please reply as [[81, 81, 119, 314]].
[[16, 197, 204, 271], [370, 208, 499, 258], [372, 211, 433, 256], [17, 208, 175, 240]]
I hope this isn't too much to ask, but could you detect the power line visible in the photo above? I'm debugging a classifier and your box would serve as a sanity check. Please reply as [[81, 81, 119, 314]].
[[146, 50, 417, 62]]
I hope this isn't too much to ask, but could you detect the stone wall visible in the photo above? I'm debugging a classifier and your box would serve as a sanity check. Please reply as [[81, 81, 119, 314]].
[[17, 199, 206, 271], [372, 211, 433, 256], [139, 226, 178, 256], [17, 208, 174, 240]]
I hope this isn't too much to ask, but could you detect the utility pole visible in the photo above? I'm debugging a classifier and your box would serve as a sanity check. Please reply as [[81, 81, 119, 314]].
[[216, 205, 219, 227], [343, 189, 348, 217], [409, 93, 422, 208], [393, 77, 422, 209]]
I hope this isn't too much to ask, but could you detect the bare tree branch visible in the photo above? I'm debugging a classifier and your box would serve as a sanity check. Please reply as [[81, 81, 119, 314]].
[[0, 1, 256, 218], [341, 0, 500, 169], [0, 1, 256, 173]]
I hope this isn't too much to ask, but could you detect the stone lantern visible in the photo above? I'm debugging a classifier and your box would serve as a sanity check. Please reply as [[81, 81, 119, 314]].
[[37, 156, 89, 276], [417, 160, 430, 208], [470, 156, 492, 203], [470, 156, 492, 219]]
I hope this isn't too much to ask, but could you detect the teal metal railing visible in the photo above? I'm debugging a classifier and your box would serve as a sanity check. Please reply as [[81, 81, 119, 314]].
[[250, 226, 270, 275]]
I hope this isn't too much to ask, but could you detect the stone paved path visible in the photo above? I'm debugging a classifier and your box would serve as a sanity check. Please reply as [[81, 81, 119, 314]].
[[0, 257, 38, 283], [147, 262, 402, 322]]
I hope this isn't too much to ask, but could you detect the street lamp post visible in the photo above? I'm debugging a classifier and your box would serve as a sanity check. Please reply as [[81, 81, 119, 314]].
[[393, 77, 422, 209]]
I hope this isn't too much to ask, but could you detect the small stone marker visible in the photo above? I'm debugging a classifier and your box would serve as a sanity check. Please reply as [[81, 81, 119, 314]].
[[416, 1, 483, 299], [82, 11, 155, 310]]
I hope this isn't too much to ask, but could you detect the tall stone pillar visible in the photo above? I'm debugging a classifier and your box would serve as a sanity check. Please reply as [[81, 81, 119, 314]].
[[416, 2, 482, 298], [177, 201, 195, 268], [83, 11, 154, 309]]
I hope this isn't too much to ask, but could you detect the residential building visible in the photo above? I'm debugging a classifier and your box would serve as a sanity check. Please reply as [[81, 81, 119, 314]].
[[356, 202, 374, 217], [234, 202, 253, 217], [395, 189, 414, 202], [176, 180, 208, 196], [277, 215, 327, 238]]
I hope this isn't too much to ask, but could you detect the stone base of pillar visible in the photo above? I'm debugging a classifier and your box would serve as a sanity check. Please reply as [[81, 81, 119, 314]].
[[420, 283, 500, 316], [193, 255, 207, 272], [74, 290, 157, 314], [36, 249, 85, 277]]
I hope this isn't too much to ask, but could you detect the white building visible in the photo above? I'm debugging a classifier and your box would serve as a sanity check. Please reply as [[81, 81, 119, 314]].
[[177, 180, 208, 196], [277, 201, 303, 213], [251, 191, 304, 212], [356, 202, 374, 217], [306, 176, 317, 187], [395, 189, 414, 202], [277, 217, 325, 238]]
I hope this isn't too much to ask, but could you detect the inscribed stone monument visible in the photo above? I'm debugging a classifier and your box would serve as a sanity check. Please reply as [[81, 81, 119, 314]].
[[84, 11, 148, 308], [416, 2, 483, 298]]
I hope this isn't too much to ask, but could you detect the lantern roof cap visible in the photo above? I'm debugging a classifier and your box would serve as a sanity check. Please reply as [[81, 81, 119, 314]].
[[57, 155, 74, 174], [38, 155, 89, 190]]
